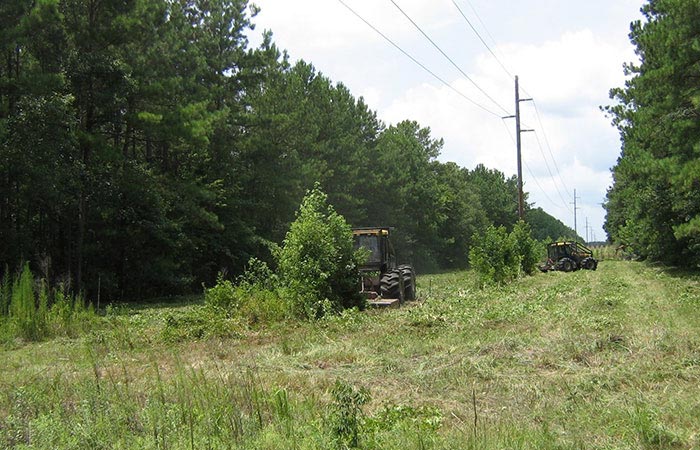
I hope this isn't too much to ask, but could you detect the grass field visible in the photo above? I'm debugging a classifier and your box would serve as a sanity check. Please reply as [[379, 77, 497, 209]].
[[1, 260, 699, 449]]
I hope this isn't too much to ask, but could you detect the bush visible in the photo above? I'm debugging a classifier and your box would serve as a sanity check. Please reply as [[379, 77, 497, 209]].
[[469, 225, 521, 285], [0, 264, 96, 342], [276, 184, 364, 319], [204, 273, 238, 310], [511, 220, 542, 275], [328, 380, 371, 449], [198, 259, 288, 330]]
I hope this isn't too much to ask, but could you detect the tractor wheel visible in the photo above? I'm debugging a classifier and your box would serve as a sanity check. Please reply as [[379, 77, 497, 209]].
[[380, 270, 403, 301], [398, 265, 416, 300], [582, 257, 596, 270], [559, 258, 575, 272]]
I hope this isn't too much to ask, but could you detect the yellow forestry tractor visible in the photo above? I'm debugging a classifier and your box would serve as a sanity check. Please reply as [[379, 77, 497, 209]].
[[352, 227, 416, 307], [539, 241, 598, 272]]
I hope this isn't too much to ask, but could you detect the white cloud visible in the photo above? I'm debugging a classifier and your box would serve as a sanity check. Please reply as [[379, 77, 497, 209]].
[[376, 28, 634, 236], [253, 0, 457, 52], [249, 0, 642, 239]]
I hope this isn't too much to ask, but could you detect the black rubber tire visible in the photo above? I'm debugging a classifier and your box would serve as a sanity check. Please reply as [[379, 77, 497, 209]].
[[581, 257, 596, 270], [559, 258, 574, 272], [398, 265, 416, 301], [380, 270, 403, 301]]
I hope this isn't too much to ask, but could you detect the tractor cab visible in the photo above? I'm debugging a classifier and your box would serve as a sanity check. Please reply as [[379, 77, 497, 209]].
[[351, 227, 414, 306], [352, 227, 396, 273], [541, 241, 598, 272]]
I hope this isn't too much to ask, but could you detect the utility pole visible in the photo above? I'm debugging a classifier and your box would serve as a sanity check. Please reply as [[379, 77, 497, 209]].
[[585, 217, 589, 243], [504, 75, 532, 221], [571, 189, 580, 240]]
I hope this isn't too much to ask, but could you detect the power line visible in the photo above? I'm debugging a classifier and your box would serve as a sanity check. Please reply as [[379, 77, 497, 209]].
[[530, 100, 572, 197], [449, 0, 571, 205], [530, 131, 572, 213], [337, 0, 502, 117], [451, 0, 570, 202], [389, 0, 510, 115], [500, 118, 560, 210], [462, 0, 504, 60], [451, 0, 513, 80]]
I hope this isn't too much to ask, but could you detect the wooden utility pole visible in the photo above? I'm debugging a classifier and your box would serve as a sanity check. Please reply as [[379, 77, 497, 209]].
[[571, 189, 580, 240], [505, 76, 532, 221]]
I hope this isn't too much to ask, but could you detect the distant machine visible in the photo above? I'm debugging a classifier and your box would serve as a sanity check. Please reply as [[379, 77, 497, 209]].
[[539, 241, 598, 272], [352, 227, 415, 307]]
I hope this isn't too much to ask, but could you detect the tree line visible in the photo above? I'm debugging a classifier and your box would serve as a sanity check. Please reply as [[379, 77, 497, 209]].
[[0, 0, 575, 300], [605, 0, 700, 266]]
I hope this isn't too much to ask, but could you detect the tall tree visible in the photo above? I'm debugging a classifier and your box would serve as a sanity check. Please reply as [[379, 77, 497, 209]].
[[465, 164, 520, 230], [605, 0, 700, 265]]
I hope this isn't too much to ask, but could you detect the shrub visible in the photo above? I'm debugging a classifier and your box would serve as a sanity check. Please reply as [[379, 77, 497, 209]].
[[161, 306, 244, 341], [199, 259, 287, 329], [469, 225, 521, 284], [204, 273, 238, 310], [0, 264, 96, 342], [511, 220, 542, 275], [328, 380, 371, 449], [0, 267, 10, 317], [276, 184, 364, 319], [237, 257, 278, 288]]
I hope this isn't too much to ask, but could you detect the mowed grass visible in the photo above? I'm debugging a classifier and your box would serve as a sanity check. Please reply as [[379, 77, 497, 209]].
[[1, 261, 699, 449]]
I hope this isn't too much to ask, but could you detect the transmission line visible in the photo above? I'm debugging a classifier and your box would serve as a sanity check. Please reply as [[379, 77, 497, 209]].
[[462, 0, 505, 60], [531, 100, 572, 197], [389, 0, 510, 115], [500, 119, 561, 210], [450, 0, 571, 200], [337, 0, 502, 117], [531, 131, 572, 212], [451, 0, 513, 80]]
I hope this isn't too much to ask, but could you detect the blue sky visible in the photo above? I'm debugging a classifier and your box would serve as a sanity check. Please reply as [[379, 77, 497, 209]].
[[247, 0, 645, 242]]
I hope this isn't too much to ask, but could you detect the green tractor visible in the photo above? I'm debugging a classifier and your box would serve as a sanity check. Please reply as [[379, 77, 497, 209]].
[[540, 241, 598, 272], [352, 227, 416, 306]]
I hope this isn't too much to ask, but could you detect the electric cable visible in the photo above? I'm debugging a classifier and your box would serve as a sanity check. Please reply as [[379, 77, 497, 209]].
[[451, 0, 513, 80], [337, 0, 503, 118], [462, 0, 507, 63], [531, 131, 572, 210], [531, 100, 572, 197], [451, 0, 571, 201], [389, 0, 510, 115], [502, 119, 571, 212]]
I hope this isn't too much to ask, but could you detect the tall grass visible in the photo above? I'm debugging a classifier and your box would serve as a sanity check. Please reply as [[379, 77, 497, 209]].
[[2, 261, 699, 448], [0, 263, 95, 342]]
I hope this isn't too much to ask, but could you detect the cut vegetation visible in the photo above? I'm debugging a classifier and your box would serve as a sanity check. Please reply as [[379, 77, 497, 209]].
[[2, 260, 698, 449]]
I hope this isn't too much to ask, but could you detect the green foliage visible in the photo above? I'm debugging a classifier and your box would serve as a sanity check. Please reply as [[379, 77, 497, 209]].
[[328, 380, 371, 449], [526, 207, 579, 242], [364, 403, 443, 434], [605, 0, 700, 265], [165, 258, 287, 340], [0, 0, 564, 302], [204, 273, 238, 311], [10, 264, 43, 340], [161, 305, 245, 341], [0, 264, 96, 342], [2, 261, 700, 448], [511, 220, 542, 275], [277, 184, 363, 319], [469, 226, 521, 284], [0, 268, 9, 316]]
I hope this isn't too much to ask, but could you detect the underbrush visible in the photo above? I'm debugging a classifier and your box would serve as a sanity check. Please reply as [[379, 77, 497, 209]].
[[2, 261, 699, 448], [161, 264, 290, 341], [0, 352, 572, 449], [0, 264, 98, 345]]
